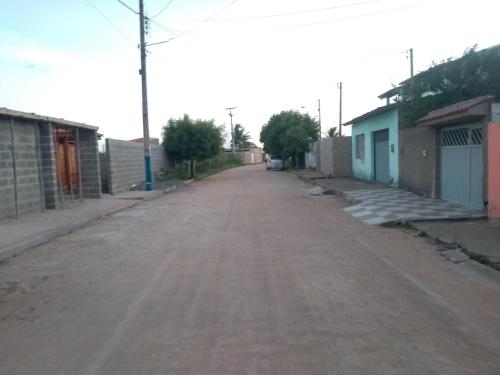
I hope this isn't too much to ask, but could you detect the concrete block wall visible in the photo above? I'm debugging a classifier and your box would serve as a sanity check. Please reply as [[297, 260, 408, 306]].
[[331, 136, 352, 177], [399, 126, 437, 198], [79, 129, 101, 199], [319, 138, 334, 176], [314, 137, 352, 177], [99, 152, 109, 193], [0, 118, 16, 219], [0, 118, 45, 220], [39, 123, 57, 209], [151, 143, 168, 177], [10, 119, 43, 215], [105, 138, 168, 194], [0, 117, 102, 219]]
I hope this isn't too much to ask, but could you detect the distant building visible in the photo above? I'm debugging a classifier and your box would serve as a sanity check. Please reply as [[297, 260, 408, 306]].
[[130, 137, 160, 145]]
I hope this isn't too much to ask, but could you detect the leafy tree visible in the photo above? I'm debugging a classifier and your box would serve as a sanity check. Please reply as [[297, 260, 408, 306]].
[[233, 124, 252, 149], [397, 45, 500, 127], [162, 114, 224, 178], [327, 127, 339, 137], [260, 110, 319, 166]]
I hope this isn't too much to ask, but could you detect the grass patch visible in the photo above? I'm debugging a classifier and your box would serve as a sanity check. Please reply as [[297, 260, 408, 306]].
[[462, 250, 500, 271], [388, 222, 500, 272], [160, 153, 242, 180]]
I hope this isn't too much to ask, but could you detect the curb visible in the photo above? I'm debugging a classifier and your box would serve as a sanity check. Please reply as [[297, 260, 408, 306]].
[[295, 174, 352, 203], [0, 191, 166, 263]]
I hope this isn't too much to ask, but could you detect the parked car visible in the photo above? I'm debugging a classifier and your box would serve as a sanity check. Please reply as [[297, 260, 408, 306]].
[[266, 155, 284, 171]]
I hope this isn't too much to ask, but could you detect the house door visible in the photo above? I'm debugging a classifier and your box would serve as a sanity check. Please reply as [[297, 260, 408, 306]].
[[54, 129, 79, 193], [440, 125, 483, 208], [374, 129, 390, 183]]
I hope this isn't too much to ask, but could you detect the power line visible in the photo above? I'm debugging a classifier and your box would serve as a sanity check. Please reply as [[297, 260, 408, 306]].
[[167, 3, 416, 37], [174, 0, 241, 39], [257, 4, 416, 31], [117, 0, 138, 14], [203, 0, 241, 21], [148, 18, 178, 36], [353, 50, 407, 59], [162, 0, 384, 22], [151, 0, 175, 19], [83, 0, 134, 43]]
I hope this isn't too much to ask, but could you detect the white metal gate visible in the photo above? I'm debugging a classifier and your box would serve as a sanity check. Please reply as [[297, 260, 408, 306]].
[[440, 125, 483, 208]]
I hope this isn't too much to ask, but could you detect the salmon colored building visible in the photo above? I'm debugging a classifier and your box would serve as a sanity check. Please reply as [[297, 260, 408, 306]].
[[488, 121, 500, 218]]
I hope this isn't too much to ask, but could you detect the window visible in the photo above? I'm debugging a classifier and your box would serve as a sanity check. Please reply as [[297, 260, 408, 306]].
[[355, 134, 365, 161]]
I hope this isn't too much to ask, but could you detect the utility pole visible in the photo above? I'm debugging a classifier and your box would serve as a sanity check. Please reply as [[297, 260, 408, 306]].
[[225, 107, 236, 154], [408, 48, 414, 77], [317, 99, 322, 140], [337, 82, 343, 137], [139, 0, 152, 191]]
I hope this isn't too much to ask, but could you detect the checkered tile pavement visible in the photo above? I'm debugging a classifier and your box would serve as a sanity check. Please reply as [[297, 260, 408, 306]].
[[343, 188, 486, 225]]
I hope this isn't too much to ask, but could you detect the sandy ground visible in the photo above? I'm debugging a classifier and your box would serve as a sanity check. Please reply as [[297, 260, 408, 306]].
[[1, 164, 499, 375]]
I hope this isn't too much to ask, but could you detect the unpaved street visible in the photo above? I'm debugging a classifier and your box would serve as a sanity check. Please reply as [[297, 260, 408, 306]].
[[1, 164, 500, 374]]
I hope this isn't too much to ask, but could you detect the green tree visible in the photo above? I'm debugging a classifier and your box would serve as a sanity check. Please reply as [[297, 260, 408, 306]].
[[233, 124, 251, 149], [397, 45, 500, 127], [162, 114, 224, 178], [260, 110, 319, 166], [327, 127, 339, 137]]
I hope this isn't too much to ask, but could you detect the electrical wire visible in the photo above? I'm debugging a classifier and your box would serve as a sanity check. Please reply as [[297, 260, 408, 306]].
[[117, 0, 138, 14], [149, 18, 179, 36], [208, 4, 416, 33], [83, 0, 134, 43], [353, 50, 407, 59], [174, 0, 241, 39], [162, 0, 384, 22], [272, 4, 415, 30], [151, 0, 175, 19]]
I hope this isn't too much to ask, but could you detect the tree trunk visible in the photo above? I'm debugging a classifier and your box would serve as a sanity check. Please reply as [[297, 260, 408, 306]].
[[190, 160, 194, 179]]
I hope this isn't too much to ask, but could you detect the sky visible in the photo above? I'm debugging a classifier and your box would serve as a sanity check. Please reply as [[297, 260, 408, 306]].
[[1, 0, 499, 146]]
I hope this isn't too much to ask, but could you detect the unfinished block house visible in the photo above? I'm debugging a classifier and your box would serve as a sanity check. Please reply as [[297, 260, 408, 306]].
[[0, 108, 101, 220]]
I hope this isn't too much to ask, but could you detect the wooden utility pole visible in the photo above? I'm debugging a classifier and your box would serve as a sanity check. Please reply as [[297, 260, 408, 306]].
[[317, 99, 322, 140], [139, 0, 152, 191], [337, 82, 343, 137], [409, 48, 414, 77], [225, 107, 236, 154]]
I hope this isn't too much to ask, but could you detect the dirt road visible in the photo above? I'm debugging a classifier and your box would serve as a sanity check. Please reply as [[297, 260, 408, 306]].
[[1, 165, 500, 374]]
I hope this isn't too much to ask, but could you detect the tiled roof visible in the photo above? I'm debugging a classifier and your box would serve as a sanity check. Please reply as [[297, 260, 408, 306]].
[[0, 107, 98, 130], [416, 95, 494, 124], [343, 104, 397, 126]]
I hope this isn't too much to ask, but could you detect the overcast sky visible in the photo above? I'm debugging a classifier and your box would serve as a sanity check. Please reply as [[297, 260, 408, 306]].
[[1, 0, 499, 145]]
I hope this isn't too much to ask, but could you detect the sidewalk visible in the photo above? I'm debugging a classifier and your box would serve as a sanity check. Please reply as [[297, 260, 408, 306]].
[[293, 170, 485, 224], [292, 170, 500, 269], [413, 220, 500, 266], [0, 190, 166, 262]]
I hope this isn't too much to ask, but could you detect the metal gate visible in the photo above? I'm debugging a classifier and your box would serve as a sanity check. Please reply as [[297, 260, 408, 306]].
[[440, 125, 483, 208], [374, 129, 390, 184]]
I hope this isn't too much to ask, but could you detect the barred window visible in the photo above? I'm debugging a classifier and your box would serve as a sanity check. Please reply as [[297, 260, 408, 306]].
[[355, 134, 365, 161]]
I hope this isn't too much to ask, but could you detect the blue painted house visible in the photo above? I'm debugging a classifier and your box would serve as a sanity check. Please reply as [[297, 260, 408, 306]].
[[345, 104, 399, 186]]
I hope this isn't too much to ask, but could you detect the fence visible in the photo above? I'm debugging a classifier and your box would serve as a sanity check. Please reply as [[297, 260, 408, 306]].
[[306, 137, 352, 177], [101, 138, 169, 194]]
